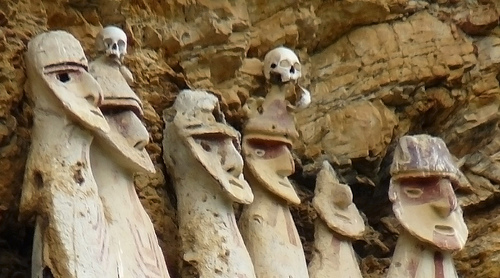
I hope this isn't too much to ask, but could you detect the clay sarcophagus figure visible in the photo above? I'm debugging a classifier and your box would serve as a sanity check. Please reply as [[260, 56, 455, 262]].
[[308, 161, 365, 278], [21, 31, 117, 277], [163, 89, 256, 277], [89, 26, 171, 277], [238, 46, 310, 278], [387, 135, 468, 278]]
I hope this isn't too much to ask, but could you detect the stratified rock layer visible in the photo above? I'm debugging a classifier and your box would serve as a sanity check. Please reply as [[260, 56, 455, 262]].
[[1, 0, 500, 277]]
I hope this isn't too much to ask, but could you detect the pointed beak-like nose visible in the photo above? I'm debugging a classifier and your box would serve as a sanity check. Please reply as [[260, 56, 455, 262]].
[[431, 179, 457, 218], [431, 199, 454, 217], [221, 142, 244, 178], [110, 111, 149, 150], [332, 183, 353, 210]]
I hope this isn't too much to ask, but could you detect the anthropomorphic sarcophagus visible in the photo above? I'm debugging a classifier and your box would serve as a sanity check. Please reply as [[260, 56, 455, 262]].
[[238, 46, 311, 278], [89, 26, 171, 278], [387, 135, 468, 278], [308, 161, 365, 278], [163, 89, 256, 278]]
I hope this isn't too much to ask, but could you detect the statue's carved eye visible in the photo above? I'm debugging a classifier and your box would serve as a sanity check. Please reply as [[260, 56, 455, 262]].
[[57, 72, 70, 83], [255, 149, 265, 157], [44, 64, 86, 84], [200, 141, 211, 152], [404, 187, 423, 198]]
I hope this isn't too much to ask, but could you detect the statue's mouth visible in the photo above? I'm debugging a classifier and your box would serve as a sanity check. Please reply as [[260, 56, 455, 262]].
[[279, 180, 291, 187], [334, 212, 351, 221], [434, 225, 455, 235]]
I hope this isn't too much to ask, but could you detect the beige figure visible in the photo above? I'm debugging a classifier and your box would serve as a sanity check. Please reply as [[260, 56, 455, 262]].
[[238, 46, 310, 278], [162, 90, 256, 278], [387, 135, 468, 278], [20, 31, 117, 277], [89, 26, 171, 277], [308, 161, 364, 278]]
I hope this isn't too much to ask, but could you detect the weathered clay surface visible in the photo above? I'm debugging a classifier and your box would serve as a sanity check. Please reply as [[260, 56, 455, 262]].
[[163, 89, 255, 278], [23, 30, 114, 277], [308, 161, 364, 278], [89, 28, 171, 277], [2, 0, 500, 277], [239, 78, 308, 277], [387, 135, 467, 277]]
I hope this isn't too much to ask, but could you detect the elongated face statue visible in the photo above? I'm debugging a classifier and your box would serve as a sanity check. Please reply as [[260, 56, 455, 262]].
[[242, 91, 301, 205], [25, 31, 108, 133], [165, 90, 253, 204], [98, 109, 154, 173], [89, 28, 154, 173], [91, 79, 153, 173], [389, 135, 468, 251], [313, 161, 364, 238]]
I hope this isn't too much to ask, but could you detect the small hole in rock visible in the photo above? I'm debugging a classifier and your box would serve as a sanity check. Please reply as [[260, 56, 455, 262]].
[[57, 73, 70, 83]]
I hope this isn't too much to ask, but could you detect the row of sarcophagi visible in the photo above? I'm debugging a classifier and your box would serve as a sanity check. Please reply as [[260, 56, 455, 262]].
[[21, 26, 468, 278]]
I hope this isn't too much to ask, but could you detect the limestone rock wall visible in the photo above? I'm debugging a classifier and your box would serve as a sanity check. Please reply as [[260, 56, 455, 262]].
[[1, 0, 500, 277]]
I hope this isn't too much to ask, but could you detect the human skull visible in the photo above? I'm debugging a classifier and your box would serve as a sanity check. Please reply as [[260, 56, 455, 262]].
[[96, 26, 127, 59], [263, 46, 302, 82]]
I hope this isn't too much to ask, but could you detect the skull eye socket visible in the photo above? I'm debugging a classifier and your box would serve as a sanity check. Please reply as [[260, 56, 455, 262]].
[[279, 60, 292, 68], [294, 62, 301, 72], [104, 38, 114, 48], [118, 40, 126, 50], [270, 63, 277, 69]]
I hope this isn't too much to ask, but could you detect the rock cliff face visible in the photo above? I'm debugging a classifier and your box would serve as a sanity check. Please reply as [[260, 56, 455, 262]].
[[1, 0, 499, 277]]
